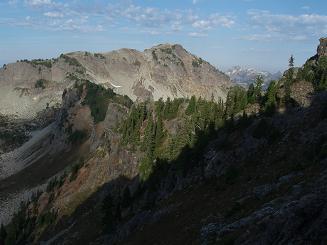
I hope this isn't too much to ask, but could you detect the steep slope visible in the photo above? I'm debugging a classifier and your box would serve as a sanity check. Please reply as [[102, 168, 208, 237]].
[[0, 44, 231, 119], [70, 44, 231, 102]]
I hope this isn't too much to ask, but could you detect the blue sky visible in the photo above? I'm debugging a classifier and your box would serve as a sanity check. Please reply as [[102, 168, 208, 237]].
[[0, 0, 326, 72]]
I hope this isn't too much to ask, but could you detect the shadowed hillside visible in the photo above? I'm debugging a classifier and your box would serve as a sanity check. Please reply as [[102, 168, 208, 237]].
[[0, 38, 327, 245]]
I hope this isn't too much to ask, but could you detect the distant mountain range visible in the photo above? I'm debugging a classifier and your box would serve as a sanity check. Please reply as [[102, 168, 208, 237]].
[[226, 66, 282, 89]]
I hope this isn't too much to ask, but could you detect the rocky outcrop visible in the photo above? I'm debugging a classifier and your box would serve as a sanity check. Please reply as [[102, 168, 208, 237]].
[[290, 80, 314, 107], [70, 44, 231, 101], [317, 37, 327, 57]]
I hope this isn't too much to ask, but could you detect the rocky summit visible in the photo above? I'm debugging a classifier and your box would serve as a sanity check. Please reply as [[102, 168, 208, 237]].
[[0, 44, 231, 119]]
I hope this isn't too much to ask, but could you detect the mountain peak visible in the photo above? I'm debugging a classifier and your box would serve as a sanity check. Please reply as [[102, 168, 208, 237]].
[[0, 44, 232, 119]]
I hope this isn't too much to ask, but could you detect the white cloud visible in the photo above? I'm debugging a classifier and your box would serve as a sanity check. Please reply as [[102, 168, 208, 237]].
[[192, 14, 234, 31], [44, 11, 63, 18], [246, 10, 327, 41], [189, 32, 208, 37], [2, 1, 235, 35], [25, 0, 52, 6]]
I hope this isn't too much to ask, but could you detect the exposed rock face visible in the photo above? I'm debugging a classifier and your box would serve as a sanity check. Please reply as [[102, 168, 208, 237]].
[[0, 44, 232, 119], [70, 44, 231, 101], [317, 37, 327, 57], [290, 80, 314, 107]]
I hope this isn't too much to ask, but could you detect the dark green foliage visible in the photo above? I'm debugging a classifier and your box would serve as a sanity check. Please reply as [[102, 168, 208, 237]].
[[37, 210, 57, 227], [284, 55, 295, 101], [254, 76, 264, 101], [4, 202, 31, 245], [225, 86, 247, 117], [247, 76, 263, 104], [33, 59, 52, 68], [139, 156, 155, 181], [83, 82, 114, 122], [94, 53, 105, 59], [70, 161, 83, 182], [68, 130, 87, 144], [121, 103, 147, 145], [35, 79, 47, 89], [3, 200, 57, 245], [121, 95, 226, 180], [317, 57, 327, 90], [186, 95, 197, 115], [192, 58, 203, 67], [162, 97, 183, 120], [60, 54, 83, 67], [152, 50, 158, 61], [263, 80, 278, 115], [297, 56, 327, 91], [46, 177, 59, 192], [247, 83, 255, 104], [46, 175, 65, 193], [81, 81, 132, 123], [21, 58, 53, 68], [155, 115, 165, 147], [160, 47, 173, 54], [66, 72, 81, 82], [112, 95, 133, 109]]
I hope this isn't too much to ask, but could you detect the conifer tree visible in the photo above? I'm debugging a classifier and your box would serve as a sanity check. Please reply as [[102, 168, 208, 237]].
[[186, 95, 197, 115], [254, 75, 264, 102], [264, 80, 278, 114], [285, 55, 295, 101]]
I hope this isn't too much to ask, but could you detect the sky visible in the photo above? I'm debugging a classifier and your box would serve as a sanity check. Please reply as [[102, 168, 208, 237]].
[[0, 0, 326, 72]]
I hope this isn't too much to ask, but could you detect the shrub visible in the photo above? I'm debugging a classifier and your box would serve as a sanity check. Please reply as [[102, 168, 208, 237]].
[[152, 50, 158, 61], [94, 53, 105, 59], [139, 157, 155, 181], [192, 58, 203, 68], [82, 82, 114, 123], [70, 162, 83, 182], [35, 79, 46, 89], [68, 130, 87, 144], [31, 59, 52, 68]]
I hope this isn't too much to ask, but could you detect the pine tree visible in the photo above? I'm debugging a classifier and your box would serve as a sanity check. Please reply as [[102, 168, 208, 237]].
[[247, 83, 255, 104], [264, 80, 278, 115], [163, 97, 171, 119], [285, 55, 295, 101], [254, 75, 264, 103], [186, 95, 197, 115], [142, 113, 155, 156], [155, 115, 165, 148], [155, 98, 165, 116]]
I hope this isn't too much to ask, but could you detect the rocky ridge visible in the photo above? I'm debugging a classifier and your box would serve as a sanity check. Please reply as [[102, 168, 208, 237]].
[[0, 44, 231, 119]]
